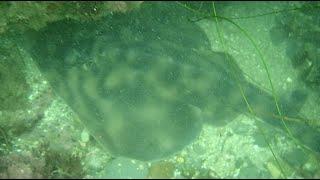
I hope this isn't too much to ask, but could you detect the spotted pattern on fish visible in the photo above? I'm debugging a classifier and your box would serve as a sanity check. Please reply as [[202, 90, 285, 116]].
[[22, 2, 317, 161]]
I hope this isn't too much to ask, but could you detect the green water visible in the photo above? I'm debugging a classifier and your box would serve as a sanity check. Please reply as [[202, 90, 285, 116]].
[[0, 1, 319, 179]]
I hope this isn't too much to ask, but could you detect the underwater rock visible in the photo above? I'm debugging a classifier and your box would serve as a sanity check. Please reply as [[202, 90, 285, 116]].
[[22, 2, 318, 161], [100, 157, 148, 178], [0, 44, 30, 111], [0, 151, 45, 179], [0, 2, 143, 35], [147, 160, 176, 179], [0, 40, 52, 138], [270, 3, 320, 95]]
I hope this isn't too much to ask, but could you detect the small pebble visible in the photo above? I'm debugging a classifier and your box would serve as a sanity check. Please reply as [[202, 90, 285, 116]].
[[286, 77, 292, 83], [81, 129, 90, 143]]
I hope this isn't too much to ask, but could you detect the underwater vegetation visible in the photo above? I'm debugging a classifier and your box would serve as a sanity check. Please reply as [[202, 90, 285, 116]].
[[0, 1, 319, 178]]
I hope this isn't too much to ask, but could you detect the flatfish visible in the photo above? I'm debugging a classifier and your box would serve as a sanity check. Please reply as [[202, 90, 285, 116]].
[[23, 2, 319, 161]]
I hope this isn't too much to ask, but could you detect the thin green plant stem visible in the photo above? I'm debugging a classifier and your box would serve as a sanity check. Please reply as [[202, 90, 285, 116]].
[[226, 4, 320, 20], [179, 2, 320, 22], [212, 15, 317, 155], [211, 2, 287, 178], [180, 1, 315, 154], [178, 0, 320, 166], [180, 3, 319, 153]]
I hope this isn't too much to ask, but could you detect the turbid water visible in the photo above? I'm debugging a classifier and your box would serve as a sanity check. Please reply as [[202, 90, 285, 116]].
[[20, 2, 319, 161]]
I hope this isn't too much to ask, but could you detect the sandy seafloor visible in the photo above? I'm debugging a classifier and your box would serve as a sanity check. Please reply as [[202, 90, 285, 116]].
[[6, 2, 320, 179]]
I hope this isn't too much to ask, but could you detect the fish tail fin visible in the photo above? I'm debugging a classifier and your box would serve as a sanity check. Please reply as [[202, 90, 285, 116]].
[[243, 83, 307, 126], [245, 83, 320, 153]]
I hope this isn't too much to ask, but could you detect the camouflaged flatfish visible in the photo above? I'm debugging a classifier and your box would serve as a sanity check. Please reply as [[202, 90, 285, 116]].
[[23, 2, 320, 161]]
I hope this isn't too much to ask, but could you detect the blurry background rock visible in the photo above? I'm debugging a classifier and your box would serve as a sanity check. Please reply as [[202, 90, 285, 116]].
[[0, 42, 29, 111], [107, 1, 143, 13], [0, 39, 94, 178], [147, 160, 176, 179], [0, 39, 52, 143], [0, 151, 45, 179], [269, 2, 320, 96], [0, 1, 143, 34], [0, 2, 144, 178]]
